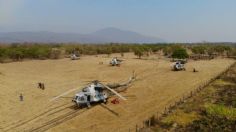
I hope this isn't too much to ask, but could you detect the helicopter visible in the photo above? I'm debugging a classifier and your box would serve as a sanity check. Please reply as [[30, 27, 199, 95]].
[[51, 73, 136, 108], [110, 57, 123, 66], [71, 54, 80, 60], [72, 80, 127, 108], [172, 61, 186, 71], [70, 50, 80, 60]]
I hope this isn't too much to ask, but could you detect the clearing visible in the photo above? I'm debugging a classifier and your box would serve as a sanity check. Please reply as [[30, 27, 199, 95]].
[[0, 53, 235, 132]]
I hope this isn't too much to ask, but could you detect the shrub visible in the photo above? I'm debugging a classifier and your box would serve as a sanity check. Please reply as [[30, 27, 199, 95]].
[[49, 48, 62, 59], [205, 104, 236, 120]]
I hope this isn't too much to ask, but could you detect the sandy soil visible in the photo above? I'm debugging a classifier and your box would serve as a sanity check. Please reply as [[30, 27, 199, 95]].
[[0, 53, 235, 132]]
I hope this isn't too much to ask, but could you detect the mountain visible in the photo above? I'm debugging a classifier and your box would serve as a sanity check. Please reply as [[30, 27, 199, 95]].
[[0, 32, 102, 43], [91, 27, 165, 43], [0, 28, 165, 43]]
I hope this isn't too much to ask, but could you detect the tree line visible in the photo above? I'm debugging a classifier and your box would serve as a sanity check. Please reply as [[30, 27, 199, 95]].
[[0, 43, 235, 62]]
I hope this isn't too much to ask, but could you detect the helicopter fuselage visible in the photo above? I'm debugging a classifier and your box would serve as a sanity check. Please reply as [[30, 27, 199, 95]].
[[173, 61, 185, 71], [72, 83, 108, 107], [110, 58, 122, 66]]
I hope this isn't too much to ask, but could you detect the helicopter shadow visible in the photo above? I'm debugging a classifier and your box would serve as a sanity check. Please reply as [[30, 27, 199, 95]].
[[67, 101, 120, 117], [99, 103, 120, 117]]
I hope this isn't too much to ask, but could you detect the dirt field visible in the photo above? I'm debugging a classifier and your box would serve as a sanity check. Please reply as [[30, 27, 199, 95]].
[[0, 53, 235, 132]]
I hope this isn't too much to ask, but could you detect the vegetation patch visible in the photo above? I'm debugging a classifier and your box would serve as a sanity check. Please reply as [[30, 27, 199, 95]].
[[161, 110, 199, 126], [204, 104, 236, 120], [171, 48, 189, 59], [0, 43, 235, 63]]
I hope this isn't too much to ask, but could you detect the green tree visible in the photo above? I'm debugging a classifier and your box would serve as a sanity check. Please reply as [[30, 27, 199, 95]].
[[172, 48, 189, 59], [134, 47, 144, 59], [8, 48, 25, 60], [163, 45, 182, 56], [0, 48, 7, 58], [192, 46, 207, 54]]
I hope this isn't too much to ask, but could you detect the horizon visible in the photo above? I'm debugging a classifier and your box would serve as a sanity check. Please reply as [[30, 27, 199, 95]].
[[0, 0, 236, 43]]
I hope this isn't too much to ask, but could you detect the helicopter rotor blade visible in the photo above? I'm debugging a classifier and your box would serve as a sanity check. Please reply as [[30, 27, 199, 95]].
[[50, 88, 80, 102], [102, 83, 127, 101], [83, 80, 107, 82]]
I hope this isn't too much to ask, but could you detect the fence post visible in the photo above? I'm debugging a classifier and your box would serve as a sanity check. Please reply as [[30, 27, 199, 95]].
[[156, 112, 159, 122], [148, 118, 151, 127]]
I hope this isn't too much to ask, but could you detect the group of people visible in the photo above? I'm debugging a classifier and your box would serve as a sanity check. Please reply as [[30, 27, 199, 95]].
[[38, 82, 45, 90], [19, 82, 45, 101]]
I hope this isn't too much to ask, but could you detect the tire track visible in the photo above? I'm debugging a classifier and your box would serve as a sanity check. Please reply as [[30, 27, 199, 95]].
[[3, 103, 72, 132], [27, 108, 86, 132]]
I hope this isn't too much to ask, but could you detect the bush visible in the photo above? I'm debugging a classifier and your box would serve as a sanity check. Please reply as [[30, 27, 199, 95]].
[[205, 104, 236, 120], [227, 48, 236, 56], [24, 46, 50, 59], [184, 105, 236, 131], [186, 116, 236, 131], [49, 48, 62, 59]]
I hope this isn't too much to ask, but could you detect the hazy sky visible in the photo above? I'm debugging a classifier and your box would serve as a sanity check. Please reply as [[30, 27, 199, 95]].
[[0, 0, 236, 42]]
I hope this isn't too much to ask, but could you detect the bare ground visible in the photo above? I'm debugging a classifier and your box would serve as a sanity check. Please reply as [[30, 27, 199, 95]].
[[0, 53, 235, 132]]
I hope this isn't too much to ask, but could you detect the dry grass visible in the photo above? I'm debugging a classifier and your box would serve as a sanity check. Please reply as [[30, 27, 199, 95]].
[[152, 65, 236, 131], [0, 53, 235, 132], [162, 110, 199, 126]]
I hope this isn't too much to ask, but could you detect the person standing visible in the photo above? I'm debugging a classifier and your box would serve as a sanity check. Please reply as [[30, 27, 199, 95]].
[[19, 93, 23, 101]]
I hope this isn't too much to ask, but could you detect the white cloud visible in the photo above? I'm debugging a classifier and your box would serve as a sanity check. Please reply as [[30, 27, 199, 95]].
[[0, 0, 26, 25]]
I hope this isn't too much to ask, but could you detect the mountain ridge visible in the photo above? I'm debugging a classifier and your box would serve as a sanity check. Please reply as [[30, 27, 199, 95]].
[[0, 28, 165, 43]]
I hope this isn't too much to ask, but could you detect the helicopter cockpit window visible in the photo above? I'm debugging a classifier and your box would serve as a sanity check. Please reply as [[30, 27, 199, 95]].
[[80, 96, 84, 101], [95, 87, 103, 92], [75, 96, 78, 100]]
